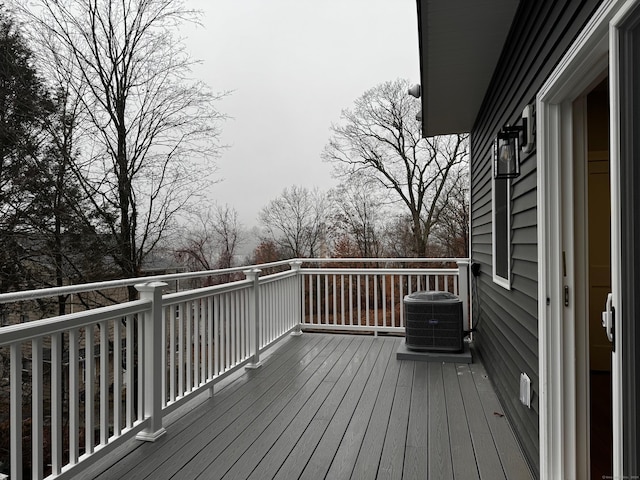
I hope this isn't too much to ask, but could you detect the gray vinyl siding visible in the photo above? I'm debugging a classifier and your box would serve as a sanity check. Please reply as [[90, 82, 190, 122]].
[[469, 0, 604, 477]]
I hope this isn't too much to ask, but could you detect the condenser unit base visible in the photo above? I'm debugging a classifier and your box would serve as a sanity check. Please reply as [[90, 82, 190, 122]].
[[396, 340, 472, 363]]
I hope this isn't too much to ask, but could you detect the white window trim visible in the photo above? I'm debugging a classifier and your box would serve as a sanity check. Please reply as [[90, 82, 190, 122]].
[[492, 172, 512, 289]]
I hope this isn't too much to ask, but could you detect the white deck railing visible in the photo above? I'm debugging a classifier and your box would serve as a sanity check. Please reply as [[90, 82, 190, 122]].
[[0, 258, 468, 480], [300, 262, 468, 334]]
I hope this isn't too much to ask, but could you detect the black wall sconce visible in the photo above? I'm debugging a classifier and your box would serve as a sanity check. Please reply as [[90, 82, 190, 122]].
[[494, 126, 521, 179], [493, 104, 535, 179]]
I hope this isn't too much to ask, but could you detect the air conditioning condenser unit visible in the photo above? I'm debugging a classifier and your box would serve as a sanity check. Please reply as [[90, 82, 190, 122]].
[[403, 290, 464, 353]]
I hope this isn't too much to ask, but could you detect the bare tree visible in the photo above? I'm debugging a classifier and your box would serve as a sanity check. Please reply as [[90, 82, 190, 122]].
[[173, 205, 244, 283], [251, 239, 283, 264], [173, 215, 217, 273], [328, 179, 385, 258], [211, 204, 243, 270], [31, 87, 122, 314], [259, 185, 328, 259], [323, 78, 468, 257], [431, 166, 469, 257], [382, 215, 416, 258], [18, 0, 226, 298]]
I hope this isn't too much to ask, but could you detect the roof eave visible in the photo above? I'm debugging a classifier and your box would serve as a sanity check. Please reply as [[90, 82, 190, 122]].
[[417, 0, 520, 137]]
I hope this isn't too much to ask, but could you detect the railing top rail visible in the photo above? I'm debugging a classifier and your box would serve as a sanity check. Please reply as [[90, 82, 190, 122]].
[[299, 267, 460, 275], [0, 299, 150, 346], [300, 257, 469, 264], [0, 257, 470, 304], [0, 259, 296, 304], [163, 278, 253, 305], [257, 268, 299, 285]]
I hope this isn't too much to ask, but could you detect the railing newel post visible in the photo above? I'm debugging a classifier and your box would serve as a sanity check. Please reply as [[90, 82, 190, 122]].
[[245, 269, 263, 369], [290, 261, 303, 336], [135, 281, 168, 442], [457, 260, 470, 332]]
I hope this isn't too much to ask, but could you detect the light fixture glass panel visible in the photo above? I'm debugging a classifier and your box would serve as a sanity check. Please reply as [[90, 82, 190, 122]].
[[493, 130, 521, 179]]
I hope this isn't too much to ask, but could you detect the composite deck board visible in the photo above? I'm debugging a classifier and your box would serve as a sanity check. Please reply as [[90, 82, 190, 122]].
[[277, 336, 384, 479], [97, 333, 331, 480], [457, 364, 507, 480], [166, 335, 351, 480], [193, 336, 359, 479], [403, 361, 428, 479], [224, 341, 355, 479], [239, 336, 367, 480], [350, 337, 404, 479], [377, 360, 414, 479], [323, 337, 398, 480], [443, 363, 481, 480], [159, 337, 333, 479], [469, 363, 532, 480], [209, 335, 361, 479], [88, 334, 534, 480], [252, 336, 376, 479], [428, 362, 455, 479]]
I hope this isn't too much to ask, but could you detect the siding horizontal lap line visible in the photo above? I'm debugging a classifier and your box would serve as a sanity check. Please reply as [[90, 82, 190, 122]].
[[509, 273, 539, 301], [511, 211, 537, 230], [478, 310, 538, 358], [478, 277, 538, 340], [511, 228, 538, 245], [472, 203, 493, 220]]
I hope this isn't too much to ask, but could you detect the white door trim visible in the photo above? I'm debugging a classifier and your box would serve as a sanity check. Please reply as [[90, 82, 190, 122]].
[[608, 1, 639, 473], [537, 1, 637, 478]]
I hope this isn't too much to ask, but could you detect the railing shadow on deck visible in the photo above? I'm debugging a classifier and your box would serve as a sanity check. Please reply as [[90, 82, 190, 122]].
[[0, 257, 470, 480]]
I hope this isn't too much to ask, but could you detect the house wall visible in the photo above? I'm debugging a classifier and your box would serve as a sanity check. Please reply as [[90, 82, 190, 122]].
[[469, 0, 604, 476]]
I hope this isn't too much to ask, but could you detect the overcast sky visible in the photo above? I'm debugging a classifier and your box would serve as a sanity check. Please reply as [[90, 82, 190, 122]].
[[184, 0, 420, 227]]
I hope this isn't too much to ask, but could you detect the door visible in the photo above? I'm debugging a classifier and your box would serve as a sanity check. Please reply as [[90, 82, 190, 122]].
[[612, 6, 640, 477], [583, 79, 612, 480], [568, 77, 612, 480], [538, 3, 640, 478]]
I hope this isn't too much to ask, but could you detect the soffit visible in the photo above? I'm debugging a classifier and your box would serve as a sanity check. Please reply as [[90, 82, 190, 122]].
[[418, 0, 520, 136]]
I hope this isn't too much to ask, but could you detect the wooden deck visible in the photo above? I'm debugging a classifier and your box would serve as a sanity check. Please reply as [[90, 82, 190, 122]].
[[87, 333, 533, 480]]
